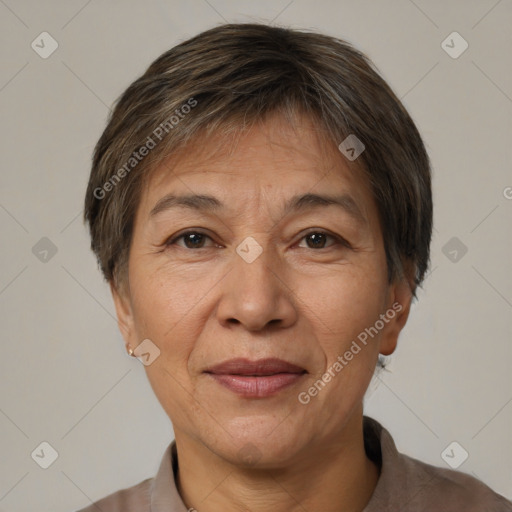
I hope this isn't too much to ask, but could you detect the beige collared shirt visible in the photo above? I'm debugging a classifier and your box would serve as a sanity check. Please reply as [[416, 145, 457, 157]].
[[76, 416, 512, 511]]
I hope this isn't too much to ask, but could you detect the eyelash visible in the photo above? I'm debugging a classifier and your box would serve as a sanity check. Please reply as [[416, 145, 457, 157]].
[[165, 230, 351, 250]]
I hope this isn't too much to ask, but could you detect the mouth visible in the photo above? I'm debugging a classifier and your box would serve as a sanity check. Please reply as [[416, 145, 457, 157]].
[[204, 358, 307, 398]]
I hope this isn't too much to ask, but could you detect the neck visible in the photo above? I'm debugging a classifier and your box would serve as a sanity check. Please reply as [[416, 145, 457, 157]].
[[174, 413, 380, 512]]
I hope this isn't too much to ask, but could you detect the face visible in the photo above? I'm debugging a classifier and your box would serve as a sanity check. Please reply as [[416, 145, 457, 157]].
[[113, 113, 412, 468]]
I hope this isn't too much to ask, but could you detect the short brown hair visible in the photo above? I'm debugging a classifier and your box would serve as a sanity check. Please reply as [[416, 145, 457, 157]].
[[84, 23, 432, 296]]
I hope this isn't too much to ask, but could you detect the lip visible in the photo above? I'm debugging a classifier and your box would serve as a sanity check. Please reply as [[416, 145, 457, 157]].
[[205, 358, 307, 398]]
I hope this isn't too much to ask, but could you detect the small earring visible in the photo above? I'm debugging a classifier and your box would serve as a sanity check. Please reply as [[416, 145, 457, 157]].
[[127, 345, 135, 357]]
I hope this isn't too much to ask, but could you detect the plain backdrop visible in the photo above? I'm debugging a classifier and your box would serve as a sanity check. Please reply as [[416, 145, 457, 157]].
[[0, 1, 511, 510]]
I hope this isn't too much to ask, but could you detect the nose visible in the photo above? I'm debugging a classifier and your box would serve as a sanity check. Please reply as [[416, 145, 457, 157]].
[[215, 240, 298, 332]]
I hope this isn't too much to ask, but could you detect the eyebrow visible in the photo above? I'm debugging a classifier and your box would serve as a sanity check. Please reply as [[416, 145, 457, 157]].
[[149, 192, 366, 224]]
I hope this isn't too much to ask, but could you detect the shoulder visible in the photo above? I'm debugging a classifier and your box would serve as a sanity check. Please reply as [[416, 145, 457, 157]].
[[74, 477, 152, 512], [399, 453, 512, 511], [72, 440, 179, 512], [363, 416, 512, 511]]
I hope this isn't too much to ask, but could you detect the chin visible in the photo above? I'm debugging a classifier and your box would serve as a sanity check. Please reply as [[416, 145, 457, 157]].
[[207, 414, 309, 468]]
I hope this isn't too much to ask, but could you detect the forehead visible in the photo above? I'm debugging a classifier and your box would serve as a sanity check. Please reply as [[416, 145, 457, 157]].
[[139, 113, 378, 226]]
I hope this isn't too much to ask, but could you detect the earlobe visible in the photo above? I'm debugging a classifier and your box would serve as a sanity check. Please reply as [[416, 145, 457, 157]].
[[379, 278, 413, 356], [110, 281, 136, 347]]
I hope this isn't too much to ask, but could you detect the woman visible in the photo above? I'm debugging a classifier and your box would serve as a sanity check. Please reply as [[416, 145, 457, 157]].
[[79, 23, 512, 512]]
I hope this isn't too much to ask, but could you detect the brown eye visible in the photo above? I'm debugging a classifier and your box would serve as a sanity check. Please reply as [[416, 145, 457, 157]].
[[296, 230, 352, 250], [304, 232, 329, 248], [298, 231, 343, 249], [167, 231, 212, 249]]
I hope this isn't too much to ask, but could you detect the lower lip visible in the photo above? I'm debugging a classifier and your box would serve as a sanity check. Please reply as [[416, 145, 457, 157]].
[[208, 373, 305, 398]]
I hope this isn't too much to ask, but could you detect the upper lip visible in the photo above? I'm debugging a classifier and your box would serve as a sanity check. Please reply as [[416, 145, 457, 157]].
[[205, 358, 307, 376]]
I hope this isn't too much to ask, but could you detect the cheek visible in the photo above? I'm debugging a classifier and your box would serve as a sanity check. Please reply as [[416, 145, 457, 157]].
[[127, 273, 201, 402], [301, 276, 386, 420], [132, 274, 204, 426], [130, 260, 209, 338], [128, 261, 226, 376], [299, 265, 388, 408], [300, 265, 388, 345]]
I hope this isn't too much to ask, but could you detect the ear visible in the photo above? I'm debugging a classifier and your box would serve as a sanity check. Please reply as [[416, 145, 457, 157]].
[[379, 277, 414, 356], [110, 280, 137, 351]]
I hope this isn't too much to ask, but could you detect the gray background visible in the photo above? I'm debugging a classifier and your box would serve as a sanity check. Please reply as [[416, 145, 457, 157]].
[[0, 1, 511, 510]]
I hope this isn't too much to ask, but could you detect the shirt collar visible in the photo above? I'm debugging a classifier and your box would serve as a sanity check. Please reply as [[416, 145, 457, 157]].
[[150, 441, 188, 512]]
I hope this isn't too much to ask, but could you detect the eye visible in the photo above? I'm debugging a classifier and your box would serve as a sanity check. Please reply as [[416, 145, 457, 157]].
[[166, 231, 215, 249], [297, 231, 349, 250], [165, 230, 349, 251]]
